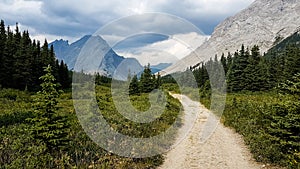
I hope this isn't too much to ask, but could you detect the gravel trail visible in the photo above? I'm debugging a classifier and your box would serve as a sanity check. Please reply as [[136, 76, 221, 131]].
[[158, 94, 277, 169]]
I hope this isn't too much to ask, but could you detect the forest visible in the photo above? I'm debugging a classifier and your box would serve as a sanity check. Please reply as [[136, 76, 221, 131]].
[[0, 20, 71, 91]]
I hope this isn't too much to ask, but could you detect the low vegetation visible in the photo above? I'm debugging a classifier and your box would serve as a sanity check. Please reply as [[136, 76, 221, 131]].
[[0, 66, 182, 168]]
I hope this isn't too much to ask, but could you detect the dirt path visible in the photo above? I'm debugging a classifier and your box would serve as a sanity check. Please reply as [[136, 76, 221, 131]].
[[158, 94, 268, 169]]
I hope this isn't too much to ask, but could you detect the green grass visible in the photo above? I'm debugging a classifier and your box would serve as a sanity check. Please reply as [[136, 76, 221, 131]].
[[0, 86, 182, 168], [96, 85, 182, 138], [220, 91, 299, 168]]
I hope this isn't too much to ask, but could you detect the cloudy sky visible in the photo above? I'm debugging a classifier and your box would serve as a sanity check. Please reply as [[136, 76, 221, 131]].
[[0, 0, 255, 42], [0, 0, 255, 65]]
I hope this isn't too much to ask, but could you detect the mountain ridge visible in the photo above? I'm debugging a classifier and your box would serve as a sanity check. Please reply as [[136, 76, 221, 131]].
[[50, 35, 143, 79], [163, 0, 300, 74]]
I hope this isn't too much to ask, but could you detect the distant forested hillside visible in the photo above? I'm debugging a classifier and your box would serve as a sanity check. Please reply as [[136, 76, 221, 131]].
[[0, 20, 71, 91]]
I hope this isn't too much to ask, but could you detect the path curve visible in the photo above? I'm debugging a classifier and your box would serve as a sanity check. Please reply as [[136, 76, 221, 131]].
[[158, 94, 277, 169]]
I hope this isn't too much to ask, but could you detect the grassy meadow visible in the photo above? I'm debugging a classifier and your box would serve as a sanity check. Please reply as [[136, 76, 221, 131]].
[[0, 85, 182, 168]]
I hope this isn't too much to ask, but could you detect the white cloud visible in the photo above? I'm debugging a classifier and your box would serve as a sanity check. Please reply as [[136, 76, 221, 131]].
[[0, 0, 255, 42], [17, 23, 79, 43], [116, 32, 209, 65], [0, 0, 43, 24]]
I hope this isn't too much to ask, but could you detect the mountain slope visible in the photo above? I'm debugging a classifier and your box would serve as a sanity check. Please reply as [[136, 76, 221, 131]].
[[164, 0, 300, 74], [266, 30, 300, 54], [50, 35, 91, 67], [50, 35, 143, 78]]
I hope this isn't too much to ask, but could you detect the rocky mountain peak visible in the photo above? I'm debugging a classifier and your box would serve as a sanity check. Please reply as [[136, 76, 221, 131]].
[[50, 35, 143, 79], [163, 0, 300, 74]]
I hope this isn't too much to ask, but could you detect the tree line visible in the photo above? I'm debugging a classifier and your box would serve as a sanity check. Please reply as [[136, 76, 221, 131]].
[[0, 20, 71, 91], [176, 31, 300, 93], [129, 64, 162, 95]]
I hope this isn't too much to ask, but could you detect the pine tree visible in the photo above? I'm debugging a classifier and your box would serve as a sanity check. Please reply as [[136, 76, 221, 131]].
[[244, 45, 261, 91], [32, 40, 43, 90], [129, 74, 139, 95], [192, 62, 209, 88], [0, 20, 6, 86], [0, 20, 70, 91], [14, 30, 33, 90], [226, 52, 233, 76], [269, 73, 300, 166], [12, 23, 22, 88], [41, 39, 49, 62], [28, 65, 69, 152], [227, 45, 250, 92], [220, 53, 227, 74], [2, 26, 15, 88], [0, 20, 5, 51], [58, 60, 70, 89], [227, 51, 242, 92], [283, 45, 300, 80], [140, 64, 155, 93], [267, 53, 285, 88], [257, 57, 271, 90]]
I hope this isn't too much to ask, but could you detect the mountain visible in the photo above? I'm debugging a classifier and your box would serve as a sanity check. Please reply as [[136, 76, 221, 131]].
[[50, 35, 143, 78], [163, 0, 300, 74], [266, 30, 300, 54], [50, 35, 91, 67]]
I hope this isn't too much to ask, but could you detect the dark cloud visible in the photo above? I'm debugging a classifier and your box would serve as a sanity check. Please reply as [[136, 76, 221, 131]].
[[0, 0, 255, 42], [114, 33, 169, 50]]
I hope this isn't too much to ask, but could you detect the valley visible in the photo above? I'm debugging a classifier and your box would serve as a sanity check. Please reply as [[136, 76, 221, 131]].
[[0, 0, 300, 168]]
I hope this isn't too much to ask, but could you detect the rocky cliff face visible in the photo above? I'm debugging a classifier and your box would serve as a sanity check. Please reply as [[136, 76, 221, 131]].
[[50, 35, 143, 79], [163, 0, 300, 74]]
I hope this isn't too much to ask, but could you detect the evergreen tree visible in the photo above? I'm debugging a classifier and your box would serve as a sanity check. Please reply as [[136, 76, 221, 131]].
[[0, 20, 70, 91], [192, 62, 209, 88], [41, 40, 49, 64], [269, 73, 300, 165], [139, 64, 155, 93], [58, 60, 71, 89], [0, 20, 6, 86], [220, 53, 227, 74], [2, 26, 15, 88], [244, 45, 261, 91], [28, 65, 69, 152], [227, 51, 242, 92], [129, 74, 139, 95], [283, 45, 300, 80], [12, 23, 22, 88], [226, 52, 233, 76], [14, 30, 33, 90], [267, 53, 285, 88], [0, 20, 5, 51], [227, 45, 250, 92], [257, 57, 271, 90]]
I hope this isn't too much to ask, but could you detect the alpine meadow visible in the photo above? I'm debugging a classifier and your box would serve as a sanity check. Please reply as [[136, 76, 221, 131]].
[[0, 0, 300, 168]]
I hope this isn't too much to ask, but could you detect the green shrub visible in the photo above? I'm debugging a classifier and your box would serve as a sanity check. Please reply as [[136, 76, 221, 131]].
[[222, 91, 299, 168], [0, 82, 183, 168]]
